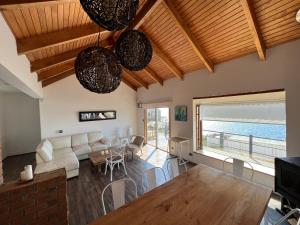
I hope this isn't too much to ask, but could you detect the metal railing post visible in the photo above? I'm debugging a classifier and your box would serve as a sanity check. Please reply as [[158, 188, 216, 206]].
[[249, 135, 253, 156], [220, 132, 224, 149]]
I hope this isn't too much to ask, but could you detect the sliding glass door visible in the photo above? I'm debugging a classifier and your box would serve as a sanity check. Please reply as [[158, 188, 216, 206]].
[[146, 107, 170, 151], [157, 108, 170, 150], [146, 108, 156, 147]]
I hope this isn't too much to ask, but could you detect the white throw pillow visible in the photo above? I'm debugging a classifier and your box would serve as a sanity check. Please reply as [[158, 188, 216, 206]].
[[99, 138, 108, 144], [37, 141, 53, 162], [88, 131, 103, 144], [43, 139, 53, 154]]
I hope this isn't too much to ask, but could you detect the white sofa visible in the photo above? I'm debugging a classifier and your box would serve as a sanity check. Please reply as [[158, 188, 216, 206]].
[[34, 131, 108, 178]]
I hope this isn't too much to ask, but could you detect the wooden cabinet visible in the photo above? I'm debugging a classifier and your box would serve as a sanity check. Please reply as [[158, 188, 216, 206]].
[[0, 169, 68, 225]]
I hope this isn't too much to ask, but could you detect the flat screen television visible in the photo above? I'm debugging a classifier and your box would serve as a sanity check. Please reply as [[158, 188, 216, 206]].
[[275, 157, 300, 208]]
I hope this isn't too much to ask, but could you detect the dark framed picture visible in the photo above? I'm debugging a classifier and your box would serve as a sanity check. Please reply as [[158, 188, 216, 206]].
[[175, 105, 187, 121], [79, 111, 116, 122]]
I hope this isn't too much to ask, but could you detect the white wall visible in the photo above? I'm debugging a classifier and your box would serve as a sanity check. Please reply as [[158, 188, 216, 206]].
[[40, 75, 138, 139], [137, 39, 300, 188], [0, 92, 41, 158], [0, 15, 43, 99]]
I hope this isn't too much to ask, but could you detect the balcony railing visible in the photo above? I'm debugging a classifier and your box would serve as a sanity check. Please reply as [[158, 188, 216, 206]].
[[202, 130, 286, 159]]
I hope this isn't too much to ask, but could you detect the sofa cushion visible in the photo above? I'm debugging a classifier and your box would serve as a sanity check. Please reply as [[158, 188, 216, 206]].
[[73, 144, 92, 156], [53, 147, 73, 155], [127, 143, 139, 150], [132, 136, 144, 147], [72, 133, 88, 147], [49, 136, 71, 149], [53, 152, 79, 171], [43, 139, 53, 154], [35, 151, 79, 174], [37, 141, 53, 162], [36, 154, 44, 164], [88, 131, 103, 144], [90, 142, 107, 152]]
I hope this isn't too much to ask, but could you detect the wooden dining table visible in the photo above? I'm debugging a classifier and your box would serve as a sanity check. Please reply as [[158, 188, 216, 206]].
[[89, 164, 272, 225]]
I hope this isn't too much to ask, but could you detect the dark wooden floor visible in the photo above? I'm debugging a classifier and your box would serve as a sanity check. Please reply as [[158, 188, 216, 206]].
[[3, 146, 195, 225]]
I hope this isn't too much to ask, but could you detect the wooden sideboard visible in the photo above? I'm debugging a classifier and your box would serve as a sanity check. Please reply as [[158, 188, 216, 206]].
[[0, 169, 68, 225]]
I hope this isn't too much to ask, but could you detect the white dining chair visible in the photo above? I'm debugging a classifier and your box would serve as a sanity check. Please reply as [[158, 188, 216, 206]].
[[142, 167, 167, 192], [263, 208, 300, 225], [274, 208, 300, 225], [101, 177, 138, 215], [105, 140, 128, 181], [223, 157, 254, 180], [167, 157, 187, 179]]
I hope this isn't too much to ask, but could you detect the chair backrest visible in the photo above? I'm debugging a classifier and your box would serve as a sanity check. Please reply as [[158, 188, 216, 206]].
[[109, 144, 126, 161], [128, 127, 133, 139], [101, 178, 138, 215], [223, 157, 254, 180], [132, 135, 144, 147], [142, 167, 167, 192], [275, 208, 300, 225], [120, 138, 129, 146], [167, 157, 180, 179]]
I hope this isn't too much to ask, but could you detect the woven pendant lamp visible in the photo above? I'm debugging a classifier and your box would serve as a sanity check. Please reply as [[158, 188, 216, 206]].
[[115, 30, 153, 71], [80, 0, 139, 31], [75, 46, 122, 94]]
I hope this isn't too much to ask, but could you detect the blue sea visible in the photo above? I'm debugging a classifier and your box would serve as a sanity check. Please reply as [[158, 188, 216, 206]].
[[203, 120, 286, 141]]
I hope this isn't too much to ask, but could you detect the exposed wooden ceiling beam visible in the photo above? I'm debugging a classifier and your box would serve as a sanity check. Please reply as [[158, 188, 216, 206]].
[[144, 67, 163, 86], [38, 61, 74, 81], [240, 0, 266, 60], [124, 69, 148, 89], [41, 65, 138, 90], [129, 0, 163, 30], [0, 0, 76, 10], [17, 24, 110, 55], [31, 40, 112, 72], [113, 0, 163, 39], [122, 77, 138, 91], [162, 0, 214, 72], [32, 48, 84, 73], [151, 42, 183, 80], [42, 68, 75, 87]]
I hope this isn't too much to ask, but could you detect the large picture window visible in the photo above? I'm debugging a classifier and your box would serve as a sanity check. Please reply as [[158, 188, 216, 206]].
[[194, 90, 286, 169]]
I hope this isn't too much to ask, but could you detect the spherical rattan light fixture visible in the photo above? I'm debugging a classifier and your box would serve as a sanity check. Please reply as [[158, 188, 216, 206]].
[[297, 9, 300, 23], [80, 0, 139, 31], [75, 46, 122, 94], [115, 30, 153, 71]]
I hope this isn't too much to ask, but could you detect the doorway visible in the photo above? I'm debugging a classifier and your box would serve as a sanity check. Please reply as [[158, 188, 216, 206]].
[[145, 107, 170, 151]]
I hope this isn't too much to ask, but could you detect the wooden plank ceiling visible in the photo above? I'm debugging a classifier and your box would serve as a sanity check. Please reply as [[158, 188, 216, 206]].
[[1, 0, 300, 90]]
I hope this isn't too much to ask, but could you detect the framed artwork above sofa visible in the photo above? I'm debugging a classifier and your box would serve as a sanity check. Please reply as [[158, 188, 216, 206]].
[[79, 111, 116, 122]]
